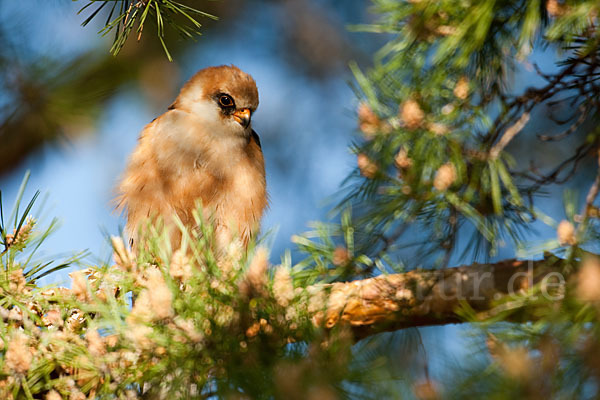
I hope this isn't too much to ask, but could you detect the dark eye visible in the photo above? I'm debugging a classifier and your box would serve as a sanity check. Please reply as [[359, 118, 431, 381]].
[[219, 94, 234, 108]]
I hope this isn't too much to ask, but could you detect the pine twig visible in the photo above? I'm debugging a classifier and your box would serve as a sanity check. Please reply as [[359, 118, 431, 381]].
[[489, 112, 530, 159]]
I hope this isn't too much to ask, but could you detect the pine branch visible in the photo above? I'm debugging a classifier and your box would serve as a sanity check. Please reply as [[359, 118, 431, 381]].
[[319, 254, 566, 340], [77, 0, 218, 60], [488, 112, 530, 159]]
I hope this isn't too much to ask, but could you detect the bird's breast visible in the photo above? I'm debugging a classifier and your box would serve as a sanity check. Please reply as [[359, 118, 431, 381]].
[[210, 157, 266, 230], [171, 146, 266, 245]]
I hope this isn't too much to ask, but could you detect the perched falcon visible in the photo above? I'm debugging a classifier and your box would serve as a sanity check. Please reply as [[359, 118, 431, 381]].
[[117, 65, 267, 251]]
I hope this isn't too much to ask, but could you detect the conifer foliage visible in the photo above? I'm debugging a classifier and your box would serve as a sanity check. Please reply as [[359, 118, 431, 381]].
[[1, 1, 600, 399]]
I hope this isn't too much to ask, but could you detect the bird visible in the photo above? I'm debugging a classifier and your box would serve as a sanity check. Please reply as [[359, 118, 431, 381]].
[[116, 65, 267, 252]]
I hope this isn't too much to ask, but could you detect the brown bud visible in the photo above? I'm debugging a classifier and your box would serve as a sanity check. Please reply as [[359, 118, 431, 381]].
[[453, 77, 469, 100], [86, 328, 106, 356], [400, 99, 424, 130], [46, 390, 62, 400], [241, 247, 269, 297], [70, 271, 90, 302], [357, 153, 378, 179], [8, 269, 26, 293], [273, 266, 294, 308], [246, 322, 261, 338], [332, 246, 350, 266], [557, 220, 576, 246], [435, 25, 456, 36], [433, 163, 457, 191], [394, 148, 413, 169], [546, 0, 566, 16], [5, 332, 32, 374], [170, 249, 192, 281], [358, 102, 381, 139], [428, 122, 449, 136]]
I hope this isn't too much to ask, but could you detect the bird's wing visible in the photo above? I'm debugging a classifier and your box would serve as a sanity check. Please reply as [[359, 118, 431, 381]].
[[115, 117, 168, 231], [251, 129, 261, 149]]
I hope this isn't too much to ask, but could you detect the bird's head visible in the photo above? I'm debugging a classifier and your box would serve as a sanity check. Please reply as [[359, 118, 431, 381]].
[[171, 65, 259, 140]]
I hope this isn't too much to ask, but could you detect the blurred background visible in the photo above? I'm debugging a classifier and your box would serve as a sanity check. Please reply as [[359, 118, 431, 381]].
[[0, 0, 383, 284]]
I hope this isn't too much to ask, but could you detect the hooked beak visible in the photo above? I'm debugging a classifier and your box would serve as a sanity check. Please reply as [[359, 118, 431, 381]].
[[233, 108, 251, 129]]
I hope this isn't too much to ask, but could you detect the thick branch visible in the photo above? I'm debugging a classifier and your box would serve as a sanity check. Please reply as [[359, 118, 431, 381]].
[[320, 255, 564, 340]]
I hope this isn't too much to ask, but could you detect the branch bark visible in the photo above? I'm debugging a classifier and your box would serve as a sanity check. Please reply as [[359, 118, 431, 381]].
[[318, 254, 565, 340]]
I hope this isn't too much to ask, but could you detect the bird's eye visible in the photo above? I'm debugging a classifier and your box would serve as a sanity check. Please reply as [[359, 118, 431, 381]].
[[219, 94, 234, 108]]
